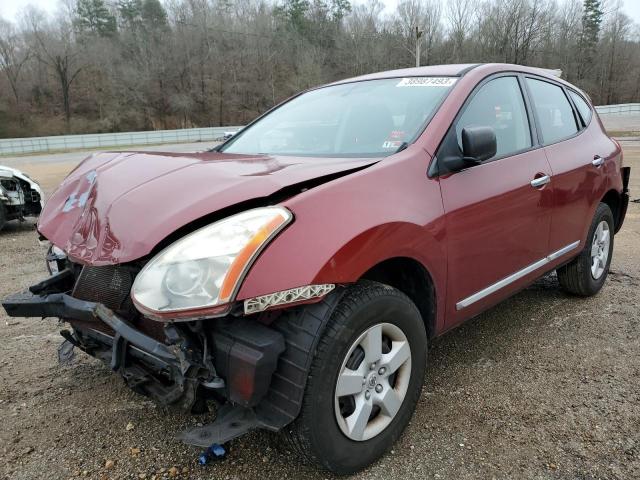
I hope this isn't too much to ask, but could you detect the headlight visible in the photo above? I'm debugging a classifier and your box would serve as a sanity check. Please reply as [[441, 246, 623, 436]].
[[131, 206, 292, 320]]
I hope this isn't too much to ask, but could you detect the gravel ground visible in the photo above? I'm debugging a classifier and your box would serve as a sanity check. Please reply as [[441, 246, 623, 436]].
[[1, 145, 639, 480]]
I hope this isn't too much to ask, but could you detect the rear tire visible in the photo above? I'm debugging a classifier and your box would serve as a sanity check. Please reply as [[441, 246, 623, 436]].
[[283, 281, 427, 474], [557, 203, 614, 296]]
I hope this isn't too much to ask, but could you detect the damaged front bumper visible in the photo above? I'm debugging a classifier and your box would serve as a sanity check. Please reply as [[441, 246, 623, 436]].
[[2, 270, 289, 446], [0, 167, 43, 223]]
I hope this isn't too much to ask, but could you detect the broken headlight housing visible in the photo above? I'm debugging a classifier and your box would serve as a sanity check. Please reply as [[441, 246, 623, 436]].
[[46, 244, 67, 275], [131, 206, 292, 320]]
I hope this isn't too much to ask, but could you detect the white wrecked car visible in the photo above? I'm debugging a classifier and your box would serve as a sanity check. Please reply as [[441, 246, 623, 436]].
[[0, 166, 44, 231]]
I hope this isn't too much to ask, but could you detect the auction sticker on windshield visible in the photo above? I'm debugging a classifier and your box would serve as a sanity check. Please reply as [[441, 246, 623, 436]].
[[396, 77, 457, 87]]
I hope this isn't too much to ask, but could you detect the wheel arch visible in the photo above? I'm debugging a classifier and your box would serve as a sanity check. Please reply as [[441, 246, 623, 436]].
[[359, 256, 437, 339]]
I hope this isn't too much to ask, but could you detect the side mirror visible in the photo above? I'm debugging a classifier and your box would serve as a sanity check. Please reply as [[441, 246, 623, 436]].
[[461, 126, 496, 164]]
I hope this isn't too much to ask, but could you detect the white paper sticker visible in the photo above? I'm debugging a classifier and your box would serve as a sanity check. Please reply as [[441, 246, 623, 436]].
[[396, 77, 457, 87], [382, 140, 404, 149]]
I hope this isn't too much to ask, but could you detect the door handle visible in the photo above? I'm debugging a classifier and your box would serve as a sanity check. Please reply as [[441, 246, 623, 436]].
[[530, 175, 551, 188], [592, 155, 604, 167]]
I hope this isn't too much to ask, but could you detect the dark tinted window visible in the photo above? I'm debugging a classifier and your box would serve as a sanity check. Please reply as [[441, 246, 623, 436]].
[[526, 78, 578, 144], [455, 76, 531, 159], [568, 90, 592, 126]]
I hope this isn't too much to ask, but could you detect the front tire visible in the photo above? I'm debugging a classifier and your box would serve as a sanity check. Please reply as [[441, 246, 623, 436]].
[[283, 281, 427, 474], [557, 203, 614, 296]]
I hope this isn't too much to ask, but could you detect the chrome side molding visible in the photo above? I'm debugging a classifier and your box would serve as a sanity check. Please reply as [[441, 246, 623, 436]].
[[456, 240, 580, 311]]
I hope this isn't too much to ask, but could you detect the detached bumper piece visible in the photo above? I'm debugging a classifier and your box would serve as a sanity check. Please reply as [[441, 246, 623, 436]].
[[180, 403, 260, 448], [3, 282, 200, 408]]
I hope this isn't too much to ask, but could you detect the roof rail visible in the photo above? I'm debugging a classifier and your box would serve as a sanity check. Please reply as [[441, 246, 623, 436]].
[[534, 67, 562, 78]]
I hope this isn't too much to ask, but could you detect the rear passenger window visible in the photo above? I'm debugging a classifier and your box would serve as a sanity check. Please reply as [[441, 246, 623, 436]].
[[526, 78, 578, 144], [456, 76, 531, 158], [568, 90, 592, 126]]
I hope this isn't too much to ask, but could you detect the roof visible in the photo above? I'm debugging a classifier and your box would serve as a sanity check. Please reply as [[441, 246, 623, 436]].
[[329, 63, 570, 87], [330, 64, 480, 86]]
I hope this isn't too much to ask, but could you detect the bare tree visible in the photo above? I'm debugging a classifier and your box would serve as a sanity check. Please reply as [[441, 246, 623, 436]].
[[0, 18, 31, 118], [24, 8, 85, 129], [446, 0, 476, 61], [0, 0, 639, 138]]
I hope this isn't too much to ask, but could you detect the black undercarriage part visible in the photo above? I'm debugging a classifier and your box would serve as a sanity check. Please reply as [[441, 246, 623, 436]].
[[179, 403, 260, 447]]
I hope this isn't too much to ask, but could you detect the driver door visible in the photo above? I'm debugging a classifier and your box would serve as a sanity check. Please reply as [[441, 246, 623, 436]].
[[437, 75, 554, 328]]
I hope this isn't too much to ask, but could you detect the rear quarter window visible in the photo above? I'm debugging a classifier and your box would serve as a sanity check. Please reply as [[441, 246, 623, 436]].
[[526, 78, 578, 144], [568, 90, 593, 126]]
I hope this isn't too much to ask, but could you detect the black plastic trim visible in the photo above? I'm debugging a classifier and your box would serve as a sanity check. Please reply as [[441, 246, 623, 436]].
[[566, 88, 594, 129], [2, 289, 179, 365], [615, 166, 631, 234]]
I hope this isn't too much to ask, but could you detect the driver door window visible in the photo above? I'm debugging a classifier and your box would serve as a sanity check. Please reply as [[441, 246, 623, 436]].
[[455, 76, 532, 159]]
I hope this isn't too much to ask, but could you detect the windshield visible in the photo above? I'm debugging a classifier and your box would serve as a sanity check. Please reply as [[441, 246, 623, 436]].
[[220, 77, 457, 157]]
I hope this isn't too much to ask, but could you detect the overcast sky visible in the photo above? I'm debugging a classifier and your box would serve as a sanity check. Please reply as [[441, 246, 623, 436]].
[[1, 0, 639, 25]]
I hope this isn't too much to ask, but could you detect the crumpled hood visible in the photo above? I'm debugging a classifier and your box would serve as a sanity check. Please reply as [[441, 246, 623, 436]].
[[38, 150, 379, 265]]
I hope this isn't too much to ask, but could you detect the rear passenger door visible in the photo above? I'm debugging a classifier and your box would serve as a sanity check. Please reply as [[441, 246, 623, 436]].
[[524, 77, 606, 253]]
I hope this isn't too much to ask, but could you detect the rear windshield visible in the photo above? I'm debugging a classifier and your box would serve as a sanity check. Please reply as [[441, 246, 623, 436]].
[[219, 77, 456, 157]]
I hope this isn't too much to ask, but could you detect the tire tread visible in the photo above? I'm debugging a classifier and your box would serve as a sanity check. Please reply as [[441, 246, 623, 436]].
[[281, 281, 424, 471]]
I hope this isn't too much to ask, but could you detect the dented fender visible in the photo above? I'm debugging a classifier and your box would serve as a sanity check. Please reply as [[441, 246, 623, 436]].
[[237, 147, 448, 332]]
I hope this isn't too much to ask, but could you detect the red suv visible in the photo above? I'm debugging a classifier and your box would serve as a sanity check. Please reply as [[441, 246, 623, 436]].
[[2, 63, 630, 474]]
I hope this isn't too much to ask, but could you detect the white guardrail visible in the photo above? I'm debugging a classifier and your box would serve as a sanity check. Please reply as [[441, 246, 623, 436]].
[[595, 103, 640, 116], [0, 126, 243, 156], [1, 103, 639, 156]]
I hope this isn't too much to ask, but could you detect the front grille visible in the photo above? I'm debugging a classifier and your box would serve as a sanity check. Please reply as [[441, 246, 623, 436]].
[[72, 265, 135, 312], [70, 263, 165, 340]]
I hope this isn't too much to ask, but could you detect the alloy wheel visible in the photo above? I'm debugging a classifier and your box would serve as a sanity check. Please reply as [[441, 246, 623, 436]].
[[334, 322, 412, 441], [590, 220, 610, 280]]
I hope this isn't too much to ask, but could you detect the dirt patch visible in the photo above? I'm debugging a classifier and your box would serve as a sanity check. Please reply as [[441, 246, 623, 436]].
[[1, 148, 639, 480]]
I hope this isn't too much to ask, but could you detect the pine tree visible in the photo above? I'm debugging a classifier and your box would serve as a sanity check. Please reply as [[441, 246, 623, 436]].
[[117, 0, 143, 30], [276, 0, 311, 33], [578, 0, 603, 78], [74, 0, 118, 37], [141, 0, 168, 31], [330, 0, 351, 22]]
